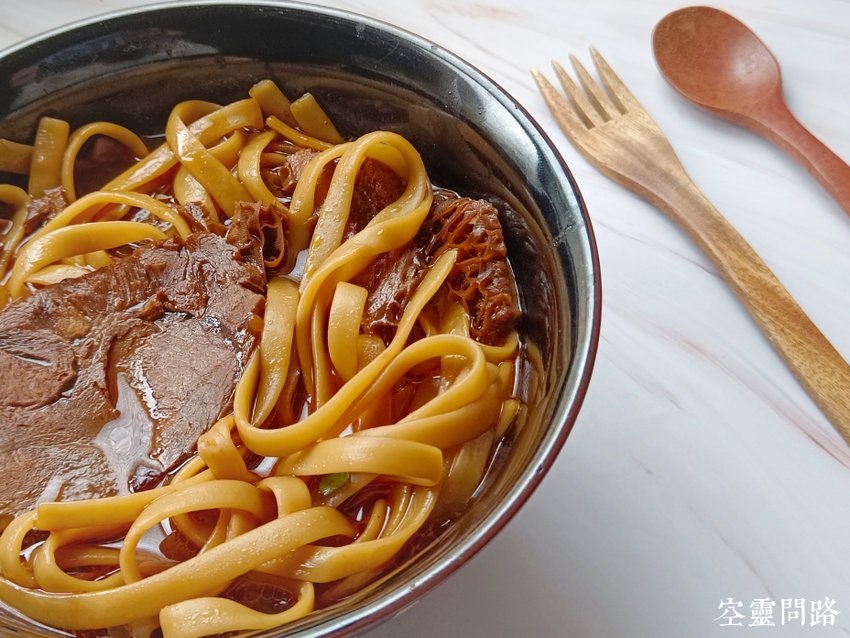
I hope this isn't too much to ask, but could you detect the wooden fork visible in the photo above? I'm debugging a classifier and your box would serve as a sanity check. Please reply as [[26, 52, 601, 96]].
[[532, 49, 850, 446]]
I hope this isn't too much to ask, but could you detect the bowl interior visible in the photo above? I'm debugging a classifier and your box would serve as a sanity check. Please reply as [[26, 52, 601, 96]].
[[0, 3, 599, 636]]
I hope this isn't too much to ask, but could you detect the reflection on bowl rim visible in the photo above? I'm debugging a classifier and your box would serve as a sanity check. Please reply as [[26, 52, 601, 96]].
[[0, 2, 602, 636]]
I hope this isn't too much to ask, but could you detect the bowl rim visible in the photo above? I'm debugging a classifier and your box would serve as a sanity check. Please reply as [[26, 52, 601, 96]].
[[0, 2, 602, 635]]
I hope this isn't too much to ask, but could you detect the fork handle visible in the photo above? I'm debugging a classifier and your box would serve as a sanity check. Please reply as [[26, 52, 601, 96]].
[[655, 175, 850, 443]]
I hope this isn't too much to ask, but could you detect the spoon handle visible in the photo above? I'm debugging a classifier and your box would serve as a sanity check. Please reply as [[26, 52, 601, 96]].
[[746, 92, 850, 215], [653, 170, 850, 443]]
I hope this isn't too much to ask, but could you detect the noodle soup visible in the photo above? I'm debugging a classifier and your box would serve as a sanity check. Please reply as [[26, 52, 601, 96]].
[[0, 4, 599, 637], [0, 80, 526, 637]]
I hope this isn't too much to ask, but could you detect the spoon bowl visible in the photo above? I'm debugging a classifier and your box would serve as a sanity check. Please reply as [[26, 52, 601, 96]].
[[653, 5, 850, 215], [653, 6, 781, 113]]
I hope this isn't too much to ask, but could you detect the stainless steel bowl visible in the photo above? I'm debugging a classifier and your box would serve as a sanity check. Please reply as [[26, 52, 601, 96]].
[[0, 2, 601, 636]]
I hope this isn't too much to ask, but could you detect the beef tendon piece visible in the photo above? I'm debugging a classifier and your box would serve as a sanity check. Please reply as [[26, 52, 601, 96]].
[[228, 201, 287, 270], [427, 195, 521, 345], [358, 246, 427, 341], [261, 148, 319, 200], [0, 207, 267, 520], [360, 193, 520, 346]]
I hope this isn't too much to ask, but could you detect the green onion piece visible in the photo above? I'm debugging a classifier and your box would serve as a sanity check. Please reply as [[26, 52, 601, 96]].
[[318, 472, 350, 496]]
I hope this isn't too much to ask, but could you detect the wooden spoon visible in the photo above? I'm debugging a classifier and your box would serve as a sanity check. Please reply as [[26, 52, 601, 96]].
[[653, 6, 850, 215]]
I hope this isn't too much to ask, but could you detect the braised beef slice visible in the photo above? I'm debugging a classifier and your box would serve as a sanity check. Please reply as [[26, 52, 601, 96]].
[[0, 216, 265, 520], [359, 194, 520, 346], [73, 136, 140, 197], [176, 201, 226, 236], [261, 151, 404, 236], [23, 187, 68, 236], [344, 159, 405, 237]]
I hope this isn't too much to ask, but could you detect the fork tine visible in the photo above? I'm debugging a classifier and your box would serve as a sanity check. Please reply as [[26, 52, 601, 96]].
[[568, 54, 615, 120], [589, 47, 636, 112], [550, 60, 603, 128], [531, 68, 588, 143]]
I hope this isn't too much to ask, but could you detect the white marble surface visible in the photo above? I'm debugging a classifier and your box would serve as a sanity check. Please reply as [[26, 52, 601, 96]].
[[3, 1, 850, 636]]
